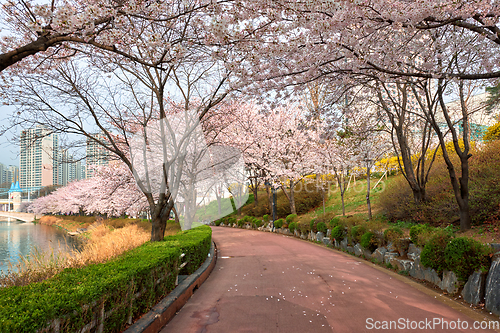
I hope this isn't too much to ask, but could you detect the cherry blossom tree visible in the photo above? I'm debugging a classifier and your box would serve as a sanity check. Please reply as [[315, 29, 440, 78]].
[[252, 105, 320, 215], [0, 0, 231, 73], [318, 133, 356, 217], [29, 164, 147, 216], [218, 0, 500, 93], [6, 20, 237, 241]]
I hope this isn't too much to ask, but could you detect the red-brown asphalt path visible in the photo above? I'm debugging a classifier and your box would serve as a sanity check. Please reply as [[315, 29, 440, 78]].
[[160, 227, 498, 333]]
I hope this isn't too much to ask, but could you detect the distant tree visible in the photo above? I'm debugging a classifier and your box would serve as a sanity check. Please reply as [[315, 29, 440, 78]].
[[486, 83, 500, 112]]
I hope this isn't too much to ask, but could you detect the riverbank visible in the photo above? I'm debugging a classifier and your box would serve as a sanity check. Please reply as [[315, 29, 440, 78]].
[[0, 218, 152, 287], [0, 226, 212, 333]]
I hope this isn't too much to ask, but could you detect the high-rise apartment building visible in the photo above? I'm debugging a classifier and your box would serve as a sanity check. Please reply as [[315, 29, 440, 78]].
[[8, 165, 19, 184], [60, 150, 85, 185], [19, 126, 60, 189], [86, 134, 108, 178], [0, 163, 6, 185], [0, 164, 20, 185]]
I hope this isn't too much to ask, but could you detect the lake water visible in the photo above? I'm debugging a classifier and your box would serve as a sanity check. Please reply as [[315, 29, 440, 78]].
[[0, 217, 81, 275]]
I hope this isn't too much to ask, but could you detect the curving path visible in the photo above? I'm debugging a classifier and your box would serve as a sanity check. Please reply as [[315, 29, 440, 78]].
[[161, 227, 498, 332]]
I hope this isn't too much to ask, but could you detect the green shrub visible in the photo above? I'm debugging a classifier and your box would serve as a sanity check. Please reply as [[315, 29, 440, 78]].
[[316, 222, 327, 234], [409, 224, 434, 247], [350, 225, 368, 243], [329, 217, 341, 228], [274, 218, 284, 229], [252, 218, 262, 228], [444, 237, 491, 281], [309, 219, 317, 233], [214, 219, 222, 226], [288, 222, 297, 233], [237, 219, 245, 227], [420, 230, 453, 275], [384, 226, 404, 244], [263, 214, 270, 222], [297, 220, 309, 234], [331, 226, 345, 241], [360, 232, 377, 251], [286, 214, 298, 223]]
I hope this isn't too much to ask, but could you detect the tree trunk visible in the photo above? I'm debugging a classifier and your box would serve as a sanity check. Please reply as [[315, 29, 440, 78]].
[[430, 79, 472, 231], [366, 162, 372, 220], [150, 199, 175, 241], [341, 194, 345, 216], [334, 168, 347, 216], [172, 205, 180, 225], [322, 186, 326, 215], [266, 183, 272, 214], [411, 188, 425, 204], [280, 181, 296, 215], [376, 82, 435, 205], [252, 186, 259, 207], [216, 192, 222, 216], [289, 182, 297, 215]]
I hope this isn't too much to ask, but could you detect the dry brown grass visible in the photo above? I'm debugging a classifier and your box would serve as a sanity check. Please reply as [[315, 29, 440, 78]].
[[39, 215, 93, 232], [69, 224, 149, 266], [38, 215, 60, 226], [0, 224, 152, 287]]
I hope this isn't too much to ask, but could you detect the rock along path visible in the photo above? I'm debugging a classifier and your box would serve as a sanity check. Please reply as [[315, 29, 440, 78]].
[[161, 227, 497, 332]]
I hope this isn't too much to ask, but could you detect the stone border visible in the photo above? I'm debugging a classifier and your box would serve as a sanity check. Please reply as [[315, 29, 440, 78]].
[[123, 241, 217, 333]]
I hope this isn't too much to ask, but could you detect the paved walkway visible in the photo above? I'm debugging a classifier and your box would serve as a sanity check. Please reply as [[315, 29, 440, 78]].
[[161, 227, 497, 332]]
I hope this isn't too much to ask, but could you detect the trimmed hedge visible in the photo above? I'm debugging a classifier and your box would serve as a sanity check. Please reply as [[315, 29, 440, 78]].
[[164, 226, 212, 275], [0, 226, 212, 333], [252, 218, 262, 228]]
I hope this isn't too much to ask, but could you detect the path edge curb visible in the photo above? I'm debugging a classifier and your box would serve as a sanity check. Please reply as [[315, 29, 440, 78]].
[[124, 241, 217, 333]]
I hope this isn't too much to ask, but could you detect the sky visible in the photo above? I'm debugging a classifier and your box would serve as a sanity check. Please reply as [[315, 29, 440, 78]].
[[0, 105, 19, 167]]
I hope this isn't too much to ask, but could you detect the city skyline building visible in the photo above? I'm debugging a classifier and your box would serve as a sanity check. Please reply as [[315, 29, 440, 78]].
[[86, 134, 109, 178], [19, 126, 60, 189], [19, 126, 60, 188], [60, 150, 85, 185], [0, 163, 19, 185]]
